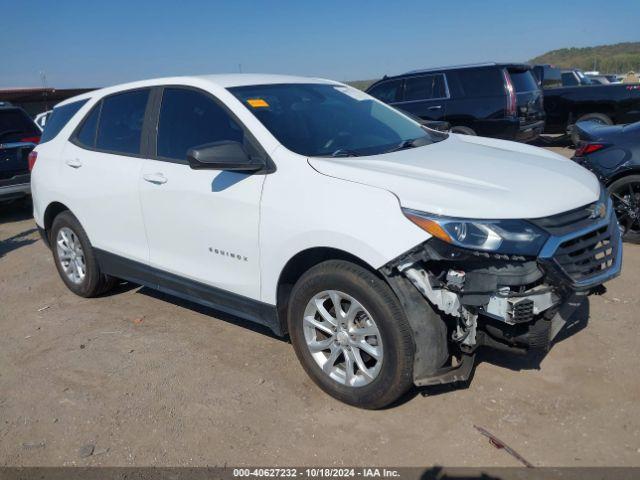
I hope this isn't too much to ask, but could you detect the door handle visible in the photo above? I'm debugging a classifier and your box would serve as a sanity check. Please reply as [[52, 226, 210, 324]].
[[66, 158, 82, 168], [427, 105, 442, 110], [143, 173, 168, 185]]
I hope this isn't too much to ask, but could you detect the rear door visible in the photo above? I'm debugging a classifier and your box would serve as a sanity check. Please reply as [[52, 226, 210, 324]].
[[60, 89, 151, 263], [506, 67, 545, 126], [393, 74, 448, 121], [138, 86, 264, 300]]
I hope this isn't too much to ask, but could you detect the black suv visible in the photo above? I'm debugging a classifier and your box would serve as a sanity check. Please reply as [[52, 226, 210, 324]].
[[366, 63, 545, 142], [0, 102, 40, 203]]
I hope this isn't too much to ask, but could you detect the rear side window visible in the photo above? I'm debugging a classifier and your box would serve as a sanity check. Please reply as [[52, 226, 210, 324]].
[[367, 80, 402, 103], [0, 108, 41, 142], [95, 89, 150, 155], [40, 100, 87, 143], [508, 69, 538, 92], [156, 87, 243, 161], [450, 68, 504, 98], [404, 74, 447, 101]]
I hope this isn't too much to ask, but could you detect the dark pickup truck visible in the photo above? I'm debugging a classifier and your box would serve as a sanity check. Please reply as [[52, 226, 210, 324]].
[[534, 65, 640, 135]]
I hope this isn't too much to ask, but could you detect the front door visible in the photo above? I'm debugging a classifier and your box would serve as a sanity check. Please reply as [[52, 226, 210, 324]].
[[139, 87, 264, 300]]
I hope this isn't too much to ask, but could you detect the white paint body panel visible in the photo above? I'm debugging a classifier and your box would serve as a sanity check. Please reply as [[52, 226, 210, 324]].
[[309, 134, 600, 219], [31, 73, 600, 310]]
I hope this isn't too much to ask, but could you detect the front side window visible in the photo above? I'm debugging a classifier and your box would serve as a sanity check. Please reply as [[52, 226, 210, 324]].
[[229, 83, 442, 157], [156, 88, 244, 161], [367, 79, 402, 103], [40, 99, 88, 143], [95, 89, 150, 155], [404, 74, 447, 101]]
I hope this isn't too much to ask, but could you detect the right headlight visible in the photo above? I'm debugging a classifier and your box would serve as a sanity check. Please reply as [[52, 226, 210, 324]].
[[402, 208, 549, 256]]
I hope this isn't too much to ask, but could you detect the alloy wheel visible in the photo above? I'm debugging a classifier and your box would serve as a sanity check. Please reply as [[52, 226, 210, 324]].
[[611, 181, 640, 237], [302, 290, 383, 387], [56, 227, 86, 284]]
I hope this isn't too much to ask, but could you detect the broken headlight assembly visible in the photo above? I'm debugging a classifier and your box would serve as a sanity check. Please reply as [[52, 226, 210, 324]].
[[402, 208, 549, 256]]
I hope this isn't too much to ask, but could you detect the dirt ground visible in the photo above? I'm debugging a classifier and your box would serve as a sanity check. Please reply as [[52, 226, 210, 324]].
[[1, 145, 639, 467]]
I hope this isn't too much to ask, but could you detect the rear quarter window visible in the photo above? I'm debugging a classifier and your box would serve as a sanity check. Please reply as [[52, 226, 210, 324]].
[[40, 100, 88, 143], [447, 67, 504, 98]]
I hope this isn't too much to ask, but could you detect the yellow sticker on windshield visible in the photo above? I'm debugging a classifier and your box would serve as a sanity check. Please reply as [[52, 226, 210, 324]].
[[247, 98, 269, 108]]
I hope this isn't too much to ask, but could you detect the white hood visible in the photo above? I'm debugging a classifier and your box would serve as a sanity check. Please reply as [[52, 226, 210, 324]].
[[308, 134, 600, 219]]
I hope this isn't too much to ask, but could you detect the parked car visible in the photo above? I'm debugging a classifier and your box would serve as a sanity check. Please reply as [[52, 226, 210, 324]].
[[366, 63, 545, 142], [532, 64, 640, 137], [0, 102, 40, 204], [572, 120, 640, 243], [31, 75, 621, 408], [34, 110, 52, 131]]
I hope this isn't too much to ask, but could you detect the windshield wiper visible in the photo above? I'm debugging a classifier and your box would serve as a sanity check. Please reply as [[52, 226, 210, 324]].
[[386, 137, 430, 153], [330, 148, 360, 157]]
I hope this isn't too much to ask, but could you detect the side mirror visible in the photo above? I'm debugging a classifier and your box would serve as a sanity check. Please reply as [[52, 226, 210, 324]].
[[187, 141, 265, 171]]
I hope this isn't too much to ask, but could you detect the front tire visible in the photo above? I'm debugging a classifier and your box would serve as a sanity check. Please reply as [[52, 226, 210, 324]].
[[288, 260, 415, 409], [51, 211, 116, 297], [450, 125, 477, 136], [609, 175, 640, 244]]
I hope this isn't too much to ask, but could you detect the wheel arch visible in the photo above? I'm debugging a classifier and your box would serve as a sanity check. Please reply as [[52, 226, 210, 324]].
[[605, 167, 640, 187], [43, 201, 72, 240], [275, 247, 381, 334]]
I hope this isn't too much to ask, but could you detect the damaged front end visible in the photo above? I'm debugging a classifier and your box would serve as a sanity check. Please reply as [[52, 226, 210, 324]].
[[381, 192, 622, 387]]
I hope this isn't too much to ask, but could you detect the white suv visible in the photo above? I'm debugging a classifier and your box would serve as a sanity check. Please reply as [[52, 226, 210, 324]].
[[31, 74, 622, 408]]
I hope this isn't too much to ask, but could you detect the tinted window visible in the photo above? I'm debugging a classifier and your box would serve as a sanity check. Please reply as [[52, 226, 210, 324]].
[[562, 72, 579, 86], [508, 69, 538, 92], [157, 88, 244, 161], [452, 68, 504, 97], [40, 100, 87, 143], [367, 80, 402, 103], [230, 83, 440, 157], [75, 102, 101, 147], [0, 108, 40, 142], [404, 74, 447, 101], [96, 89, 149, 155]]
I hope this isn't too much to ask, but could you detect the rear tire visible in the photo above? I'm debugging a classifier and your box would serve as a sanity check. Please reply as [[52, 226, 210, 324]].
[[572, 113, 613, 145], [287, 260, 415, 409], [451, 126, 477, 136], [51, 211, 116, 297], [608, 175, 640, 244]]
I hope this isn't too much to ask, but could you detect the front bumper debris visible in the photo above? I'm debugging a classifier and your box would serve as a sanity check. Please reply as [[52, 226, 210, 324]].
[[381, 200, 622, 386]]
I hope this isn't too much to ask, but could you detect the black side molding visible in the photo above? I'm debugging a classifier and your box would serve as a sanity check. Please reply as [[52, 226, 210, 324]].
[[94, 249, 282, 336]]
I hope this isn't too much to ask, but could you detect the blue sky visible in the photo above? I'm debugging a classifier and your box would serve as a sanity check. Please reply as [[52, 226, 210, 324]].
[[2, 0, 638, 88]]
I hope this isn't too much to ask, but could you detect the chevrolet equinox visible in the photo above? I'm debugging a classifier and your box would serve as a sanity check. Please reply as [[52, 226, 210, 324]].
[[30, 74, 622, 408]]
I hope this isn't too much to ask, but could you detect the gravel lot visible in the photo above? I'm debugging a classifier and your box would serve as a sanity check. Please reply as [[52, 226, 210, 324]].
[[1, 146, 639, 467]]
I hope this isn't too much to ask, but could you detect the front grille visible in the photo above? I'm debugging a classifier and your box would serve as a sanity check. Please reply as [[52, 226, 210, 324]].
[[552, 217, 618, 283], [530, 202, 598, 235]]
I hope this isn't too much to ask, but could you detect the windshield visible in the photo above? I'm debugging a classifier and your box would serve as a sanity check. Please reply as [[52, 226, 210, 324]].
[[229, 83, 441, 157]]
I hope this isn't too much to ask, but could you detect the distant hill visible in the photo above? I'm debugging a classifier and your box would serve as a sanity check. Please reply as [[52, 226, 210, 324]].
[[529, 42, 640, 73], [347, 79, 376, 91]]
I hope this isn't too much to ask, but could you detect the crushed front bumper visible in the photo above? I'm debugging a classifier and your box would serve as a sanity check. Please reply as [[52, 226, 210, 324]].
[[381, 199, 622, 386]]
